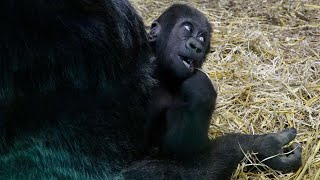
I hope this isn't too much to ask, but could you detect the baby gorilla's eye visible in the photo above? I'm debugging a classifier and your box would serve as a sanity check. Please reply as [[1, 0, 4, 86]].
[[184, 25, 192, 32], [199, 36, 205, 42]]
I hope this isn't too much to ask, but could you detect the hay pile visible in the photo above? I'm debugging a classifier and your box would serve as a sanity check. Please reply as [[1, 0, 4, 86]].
[[131, 0, 320, 179]]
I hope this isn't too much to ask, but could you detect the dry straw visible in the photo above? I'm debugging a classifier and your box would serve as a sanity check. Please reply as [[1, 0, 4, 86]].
[[131, 0, 320, 179]]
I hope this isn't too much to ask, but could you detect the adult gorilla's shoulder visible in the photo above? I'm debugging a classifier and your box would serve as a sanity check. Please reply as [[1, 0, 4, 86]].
[[0, 0, 154, 179], [0, 0, 154, 119], [0, 0, 152, 95]]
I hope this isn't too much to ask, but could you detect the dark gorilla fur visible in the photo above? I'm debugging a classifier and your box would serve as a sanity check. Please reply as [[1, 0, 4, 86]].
[[0, 1, 302, 179], [0, 0, 154, 178]]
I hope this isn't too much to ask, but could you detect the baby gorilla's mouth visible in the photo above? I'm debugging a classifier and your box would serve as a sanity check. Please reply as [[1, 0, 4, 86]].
[[179, 55, 194, 70]]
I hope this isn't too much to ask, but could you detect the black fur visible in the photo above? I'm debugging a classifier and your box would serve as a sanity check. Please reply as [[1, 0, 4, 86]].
[[0, 0, 154, 178], [145, 4, 215, 156]]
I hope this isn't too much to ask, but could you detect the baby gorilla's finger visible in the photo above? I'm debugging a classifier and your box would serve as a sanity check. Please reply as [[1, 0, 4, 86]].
[[264, 142, 302, 172], [272, 128, 297, 147], [290, 142, 302, 152], [278, 142, 302, 172], [283, 142, 301, 153]]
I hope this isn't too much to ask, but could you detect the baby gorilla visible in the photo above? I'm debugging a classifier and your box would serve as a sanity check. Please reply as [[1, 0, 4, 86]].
[[146, 4, 216, 156], [140, 4, 302, 173]]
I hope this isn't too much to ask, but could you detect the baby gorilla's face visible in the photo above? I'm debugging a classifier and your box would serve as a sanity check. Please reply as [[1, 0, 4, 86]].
[[148, 5, 212, 80], [162, 17, 211, 79]]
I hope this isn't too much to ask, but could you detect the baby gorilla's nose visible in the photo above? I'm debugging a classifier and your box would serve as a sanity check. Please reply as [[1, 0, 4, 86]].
[[187, 39, 203, 54]]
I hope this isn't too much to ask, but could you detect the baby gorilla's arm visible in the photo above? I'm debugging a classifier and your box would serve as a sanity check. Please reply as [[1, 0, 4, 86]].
[[162, 70, 217, 156]]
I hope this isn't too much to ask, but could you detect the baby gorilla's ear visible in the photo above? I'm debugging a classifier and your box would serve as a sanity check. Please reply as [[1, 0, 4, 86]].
[[148, 21, 161, 43]]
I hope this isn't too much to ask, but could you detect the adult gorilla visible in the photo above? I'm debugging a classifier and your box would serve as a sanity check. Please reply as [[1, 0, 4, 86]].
[[0, 1, 301, 179], [0, 0, 154, 179]]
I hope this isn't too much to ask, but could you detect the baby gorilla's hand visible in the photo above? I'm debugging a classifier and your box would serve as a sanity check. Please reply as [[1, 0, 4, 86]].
[[180, 69, 216, 107], [258, 128, 302, 172]]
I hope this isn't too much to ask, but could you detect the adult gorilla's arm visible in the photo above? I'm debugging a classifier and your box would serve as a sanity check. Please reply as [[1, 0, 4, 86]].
[[123, 128, 302, 180], [162, 70, 216, 156]]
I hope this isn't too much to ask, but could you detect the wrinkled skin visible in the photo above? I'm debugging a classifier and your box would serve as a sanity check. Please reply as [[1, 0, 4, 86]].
[[0, 1, 301, 180]]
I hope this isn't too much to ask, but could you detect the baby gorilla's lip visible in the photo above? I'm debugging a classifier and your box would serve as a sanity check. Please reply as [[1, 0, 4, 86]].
[[178, 55, 194, 71]]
